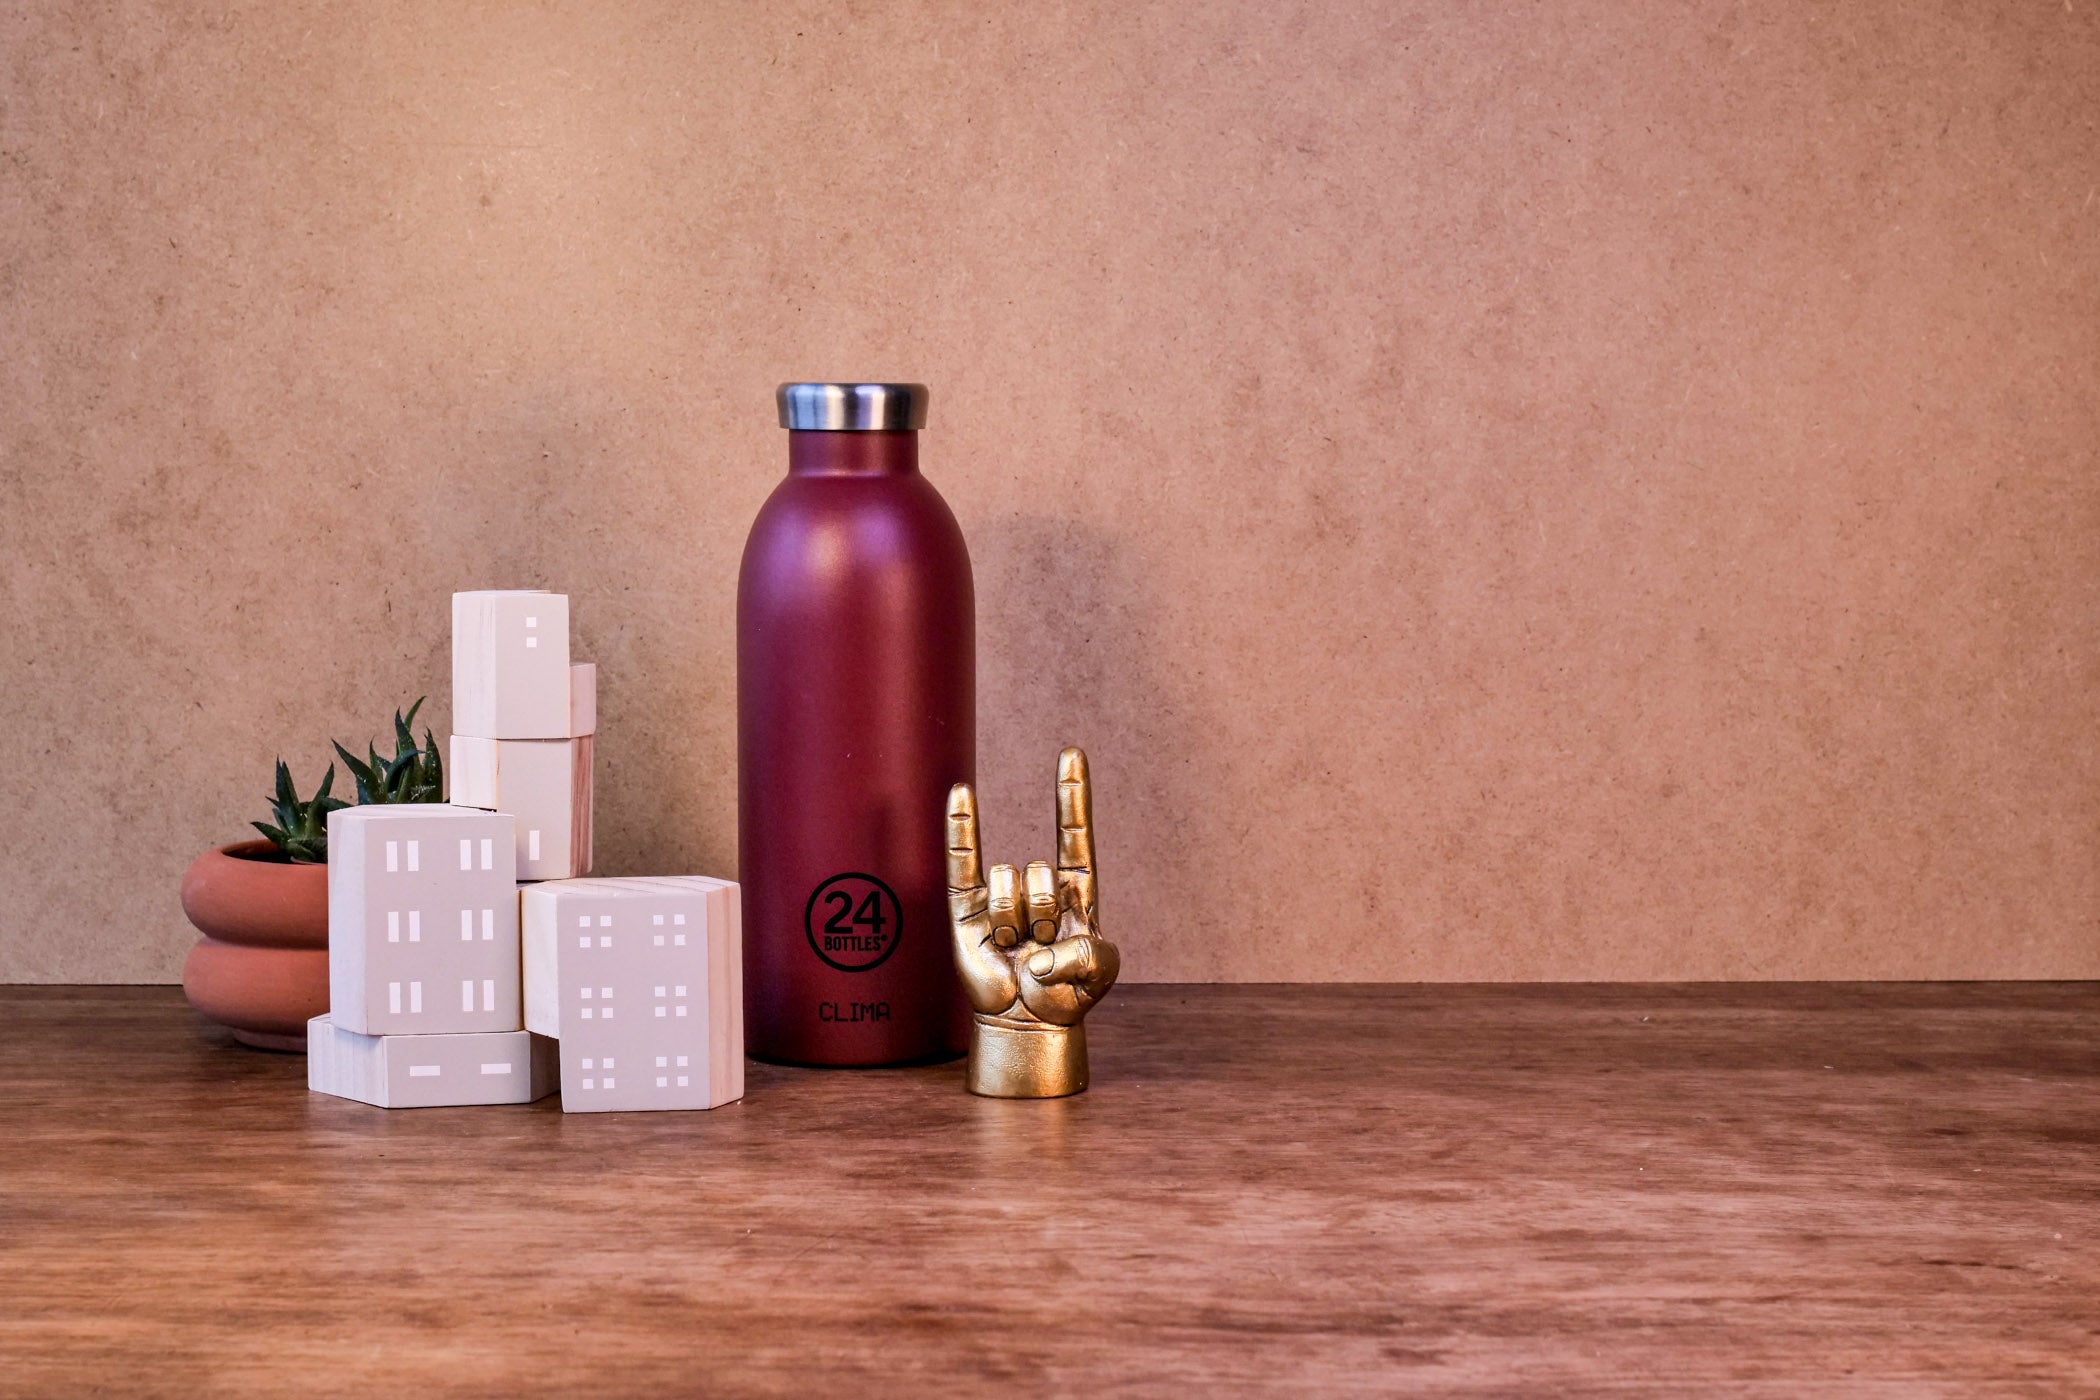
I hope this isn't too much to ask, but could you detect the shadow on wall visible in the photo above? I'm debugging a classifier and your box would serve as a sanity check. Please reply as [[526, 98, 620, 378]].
[[978, 514, 1225, 982]]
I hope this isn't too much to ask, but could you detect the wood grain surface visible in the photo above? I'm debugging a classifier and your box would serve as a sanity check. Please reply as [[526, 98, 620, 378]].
[[2, 984, 2096, 1397]]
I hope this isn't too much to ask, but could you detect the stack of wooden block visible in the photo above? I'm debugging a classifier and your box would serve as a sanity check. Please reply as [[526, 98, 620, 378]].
[[307, 591, 743, 1114], [448, 590, 597, 883]]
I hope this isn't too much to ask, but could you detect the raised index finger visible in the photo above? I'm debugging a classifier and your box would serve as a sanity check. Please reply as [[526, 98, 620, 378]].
[[946, 782, 986, 895], [1055, 747, 1094, 876]]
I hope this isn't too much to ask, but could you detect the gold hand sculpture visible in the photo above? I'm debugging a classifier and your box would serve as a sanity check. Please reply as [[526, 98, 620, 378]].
[[947, 747, 1121, 1098]]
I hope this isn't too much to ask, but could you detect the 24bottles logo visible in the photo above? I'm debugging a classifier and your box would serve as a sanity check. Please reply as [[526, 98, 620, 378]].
[[804, 873, 903, 972]]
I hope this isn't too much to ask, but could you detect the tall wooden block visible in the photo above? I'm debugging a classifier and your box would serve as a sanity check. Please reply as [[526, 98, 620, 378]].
[[452, 590, 572, 739], [327, 804, 522, 1035], [449, 735, 594, 881], [521, 876, 743, 1112], [306, 1014, 557, 1109]]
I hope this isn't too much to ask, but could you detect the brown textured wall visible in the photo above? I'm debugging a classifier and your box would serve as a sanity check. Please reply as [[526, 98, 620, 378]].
[[3, 2, 2095, 984]]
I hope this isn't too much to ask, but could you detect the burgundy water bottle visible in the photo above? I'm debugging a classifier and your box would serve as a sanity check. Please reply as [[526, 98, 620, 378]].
[[738, 383, 974, 1065]]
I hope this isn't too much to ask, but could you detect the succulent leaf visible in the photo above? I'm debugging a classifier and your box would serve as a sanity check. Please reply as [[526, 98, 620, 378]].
[[393, 699, 425, 760], [253, 762, 341, 863], [332, 741, 378, 805]]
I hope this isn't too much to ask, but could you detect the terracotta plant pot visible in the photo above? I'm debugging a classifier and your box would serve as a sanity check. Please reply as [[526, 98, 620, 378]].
[[180, 840, 329, 1052]]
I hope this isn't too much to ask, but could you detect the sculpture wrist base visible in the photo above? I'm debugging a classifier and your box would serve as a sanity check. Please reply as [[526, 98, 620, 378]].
[[967, 1017, 1088, 1098]]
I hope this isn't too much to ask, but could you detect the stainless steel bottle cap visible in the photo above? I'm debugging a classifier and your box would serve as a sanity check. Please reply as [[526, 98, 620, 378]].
[[777, 382, 929, 432]]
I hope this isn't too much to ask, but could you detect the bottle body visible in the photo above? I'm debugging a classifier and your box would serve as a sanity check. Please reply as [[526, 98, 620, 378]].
[[737, 428, 974, 1064]]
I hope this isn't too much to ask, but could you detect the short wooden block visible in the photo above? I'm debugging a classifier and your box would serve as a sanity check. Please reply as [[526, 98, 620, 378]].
[[306, 1014, 556, 1108], [521, 876, 743, 1113], [448, 735, 594, 881], [452, 591, 572, 740], [327, 804, 522, 1036]]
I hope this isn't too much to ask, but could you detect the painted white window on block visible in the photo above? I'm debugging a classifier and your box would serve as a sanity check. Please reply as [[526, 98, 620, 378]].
[[406, 839, 420, 872], [389, 911, 401, 944], [460, 909, 474, 942], [409, 1065, 440, 1078], [460, 838, 473, 870], [386, 840, 399, 873]]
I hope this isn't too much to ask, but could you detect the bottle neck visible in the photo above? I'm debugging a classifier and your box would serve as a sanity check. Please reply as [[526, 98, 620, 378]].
[[787, 430, 919, 477]]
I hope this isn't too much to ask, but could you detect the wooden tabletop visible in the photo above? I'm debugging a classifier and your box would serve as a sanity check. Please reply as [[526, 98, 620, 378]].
[[2, 984, 2095, 1397]]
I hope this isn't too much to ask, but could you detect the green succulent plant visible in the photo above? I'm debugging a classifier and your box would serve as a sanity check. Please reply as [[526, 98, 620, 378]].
[[249, 698, 445, 863], [252, 760, 348, 864], [334, 697, 445, 807]]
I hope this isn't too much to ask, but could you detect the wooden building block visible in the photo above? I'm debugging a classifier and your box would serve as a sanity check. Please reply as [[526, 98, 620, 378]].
[[448, 735, 594, 881], [452, 591, 572, 739], [306, 1014, 556, 1108], [327, 804, 522, 1036], [595, 876, 743, 1098], [520, 876, 743, 1112]]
